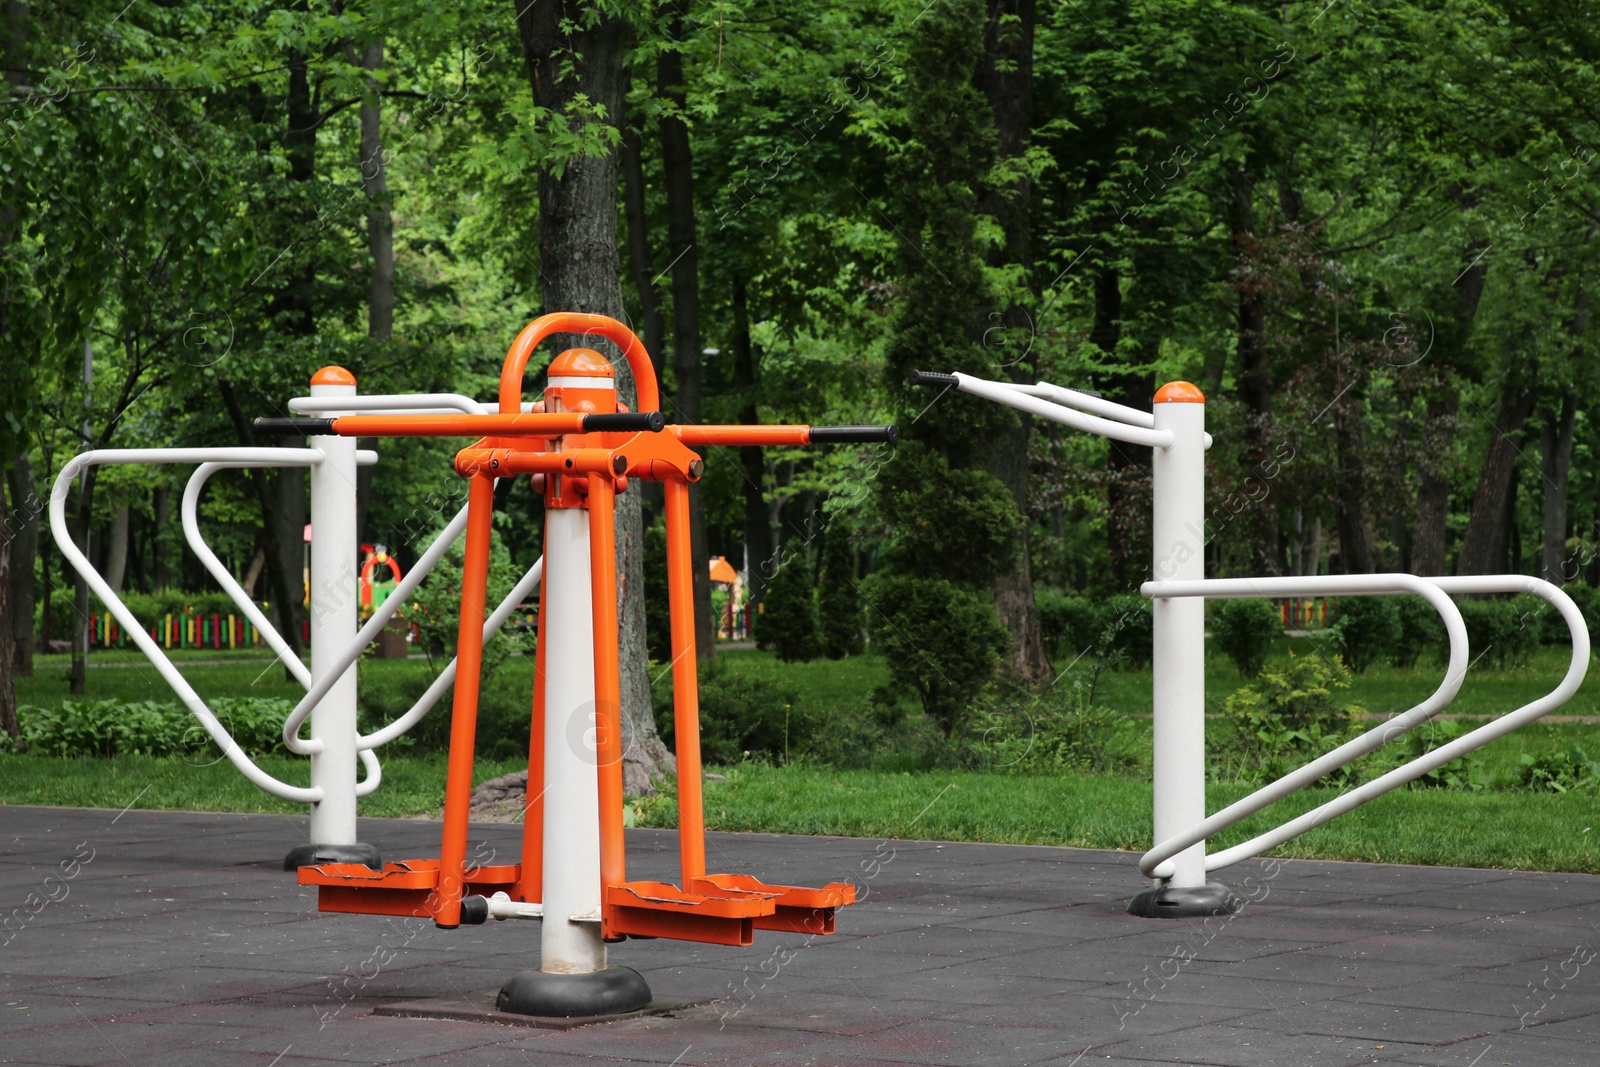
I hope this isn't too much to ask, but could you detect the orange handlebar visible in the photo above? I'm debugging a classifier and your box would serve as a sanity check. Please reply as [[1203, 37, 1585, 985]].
[[498, 313, 660, 416]]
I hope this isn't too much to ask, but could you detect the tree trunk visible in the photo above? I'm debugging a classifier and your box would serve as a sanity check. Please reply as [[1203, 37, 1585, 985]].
[[1541, 392, 1577, 583], [732, 278, 771, 607], [620, 123, 666, 379], [8, 455, 38, 675], [358, 38, 395, 344], [1332, 390, 1374, 574], [152, 485, 170, 588], [1230, 170, 1280, 576], [69, 466, 93, 694], [1454, 379, 1535, 576], [657, 6, 715, 661], [0, 477, 16, 738], [1410, 386, 1458, 576], [514, 0, 670, 793], [1092, 266, 1150, 585], [104, 505, 130, 593]]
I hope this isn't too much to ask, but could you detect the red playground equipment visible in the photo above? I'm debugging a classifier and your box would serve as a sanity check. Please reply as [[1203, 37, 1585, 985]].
[[256, 314, 896, 1017]]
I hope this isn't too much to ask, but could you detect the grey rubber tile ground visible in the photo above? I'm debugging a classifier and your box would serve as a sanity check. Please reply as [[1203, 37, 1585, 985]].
[[3, 805, 1598, 1065]]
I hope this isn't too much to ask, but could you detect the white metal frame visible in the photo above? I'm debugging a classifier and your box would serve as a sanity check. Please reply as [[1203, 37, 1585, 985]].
[[939, 370, 1591, 888], [47, 383, 543, 840]]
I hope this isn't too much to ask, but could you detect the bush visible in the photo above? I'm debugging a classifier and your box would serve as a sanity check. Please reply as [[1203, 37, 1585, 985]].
[[1217, 651, 1362, 783], [1454, 596, 1540, 670], [7, 697, 296, 758], [1035, 590, 1100, 659], [1331, 597, 1401, 674], [644, 519, 672, 661], [1210, 599, 1282, 677], [656, 658, 809, 765], [1519, 745, 1600, 793], [755, 556, 820, 662], [865, 574, 1008, 735], [1098, 594, 1153, 669], [964, 683, 1136, 775], [1387, 717, 1485, 791], [1389, 596, 1444, 668], [817, 528, 864, 659]]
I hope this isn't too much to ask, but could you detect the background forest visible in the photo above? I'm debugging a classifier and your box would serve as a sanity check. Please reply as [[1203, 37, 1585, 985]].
[[3, 0, 1599, 784]]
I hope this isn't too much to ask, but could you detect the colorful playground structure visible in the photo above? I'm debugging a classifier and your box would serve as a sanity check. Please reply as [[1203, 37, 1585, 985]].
[[908, 369, 1589, 917], [51, 313, 894, 1017]]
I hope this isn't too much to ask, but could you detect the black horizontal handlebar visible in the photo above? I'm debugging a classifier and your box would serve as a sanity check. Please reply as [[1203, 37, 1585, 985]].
[[584, 412, 666, 433], [906, 370, 957, 388], [810, 425, 899, 445], [253, 417, 335, 436]]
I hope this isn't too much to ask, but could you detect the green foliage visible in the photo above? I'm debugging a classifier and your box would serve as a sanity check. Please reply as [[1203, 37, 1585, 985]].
[[1210, 599, 1283, 678], [1098, 594, 1153, 669], [964, 683, 1137, 775], [1388, 718, 1486, 792], [644, 518, 672, 662], [1454, 597, 1542, 670], [1034, 590, 1100, 658], [403, 520, 535, 674], [1332, 598, 1402, 674], [1389, 597, 1444, 668], [864, 575, 1008, 735], [1518, 745, 1600, 793], [1218, 652, 1362, 783], [817, 528, 864, 659], [754, 556, 820, 663], [4, 698, 293, 758], [874, 446, 1022, 585], [656, 658, 808, 766]]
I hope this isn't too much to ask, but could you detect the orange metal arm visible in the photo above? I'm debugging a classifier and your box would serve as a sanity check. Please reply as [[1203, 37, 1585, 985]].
[[586, 475, 628, 899], [499, 313, 660, 415], [664, 479, 706, 882], [434, 473, 496, 928]]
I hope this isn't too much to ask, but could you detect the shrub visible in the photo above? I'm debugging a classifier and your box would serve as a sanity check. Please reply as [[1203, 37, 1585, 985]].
[[1387, 717, 1485, 791], [656, 658, 809, 765], [964, 683, 1136, 775], [1210, 599, 1282, 677], [1454, 597, 1539, 670], [1035, 590, 1100, 659], [644, 518, 672, 661], [865, 574, 1008, 735], [1331, 597, 1401, 674], [1389, 596, 1444, 668], [1519, 745, 1600, 793], [755, 555, 820, 662], [1098, 594, 1153, 669], [817, 528, 864, 659], [8, 698, 296, 758], [1217, 651, 1362, 783]]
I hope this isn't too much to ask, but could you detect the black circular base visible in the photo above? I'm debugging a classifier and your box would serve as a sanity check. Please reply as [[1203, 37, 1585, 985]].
[[283, 842, 382, 871], [496, 967, 652, 1018], [1127, 881, 1241, 918]]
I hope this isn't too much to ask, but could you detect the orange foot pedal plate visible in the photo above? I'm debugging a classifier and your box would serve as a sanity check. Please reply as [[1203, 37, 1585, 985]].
[[299, 859, 521, 917], [604, 875, 857, 946]]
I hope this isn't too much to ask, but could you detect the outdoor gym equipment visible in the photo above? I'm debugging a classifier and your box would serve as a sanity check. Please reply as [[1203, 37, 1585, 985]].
[[251, 313, 895, 1016], [50, 372, 558, 869], [908, 369, 1589, 917]]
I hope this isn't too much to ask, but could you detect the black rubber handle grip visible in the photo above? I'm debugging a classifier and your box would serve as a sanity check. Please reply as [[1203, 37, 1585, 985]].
[[583, 412, 666, 433], [253, 417, 336, 435], [907, 370, 957, 387], [810, 425, 899, 445]]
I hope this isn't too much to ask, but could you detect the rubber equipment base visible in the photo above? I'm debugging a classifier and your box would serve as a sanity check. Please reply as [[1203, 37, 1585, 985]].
[[283, 842, 382, 872], [496, 967, 652, 1018], [1127, 882, 1241, 918]]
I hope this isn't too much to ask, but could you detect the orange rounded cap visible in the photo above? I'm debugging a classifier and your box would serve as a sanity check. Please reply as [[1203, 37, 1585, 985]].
[[548, 348, 615, 378], [1154, 380, 1205, 404], [311, 366, 357, 386]]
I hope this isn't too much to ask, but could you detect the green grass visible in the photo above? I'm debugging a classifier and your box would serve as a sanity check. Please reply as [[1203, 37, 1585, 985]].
[[636, 764, 1600, 873]]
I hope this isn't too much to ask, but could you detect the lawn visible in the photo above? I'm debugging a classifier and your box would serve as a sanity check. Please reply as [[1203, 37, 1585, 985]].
[[5, 639, 1600, 873]]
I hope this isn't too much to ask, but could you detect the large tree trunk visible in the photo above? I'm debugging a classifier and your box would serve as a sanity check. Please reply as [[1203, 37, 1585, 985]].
[[0, 478, 16, 739], [104, 505, 130, 592], [1331, 390, 1374, 574], [1542, 391, 1578, 583], [731, 278, 771, 607], [355, 37, 392, 544], [657, 6, 715, 661], [152, 485, 170, 588], [0, 0, 26, 717], [9, 455, 38, 675], [69, 465, 93, 694], [974, 0, 1048, 684], [620, 123, 666, 378], [515, 0, 670, 794], [1230, 170, 1281, 576], [1091, 266, 1150, 585], [1454, 378, 1535, 576]]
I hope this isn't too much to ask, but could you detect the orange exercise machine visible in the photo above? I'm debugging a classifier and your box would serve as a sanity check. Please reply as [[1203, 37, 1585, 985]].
[[256, 314, 896, 1017]]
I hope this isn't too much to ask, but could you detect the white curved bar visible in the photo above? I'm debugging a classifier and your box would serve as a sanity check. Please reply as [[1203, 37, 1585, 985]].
[[1003, 381, 1156, 428], [358, 554, 545, 750], [184, 462, 313, 689], [953, 373, 1176, 449], [282, 503, 473, 754], [289, 395, 535, 416], [355, 747, 382, 797], [48, 451, 322, 803], [1138, 574, 1470, 878]]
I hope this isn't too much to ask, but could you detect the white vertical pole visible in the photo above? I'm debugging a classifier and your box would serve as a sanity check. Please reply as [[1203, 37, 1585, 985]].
[[307, 369, 360, 848], [1150, 384, 1207, 889], [540, 507, 607, 974]]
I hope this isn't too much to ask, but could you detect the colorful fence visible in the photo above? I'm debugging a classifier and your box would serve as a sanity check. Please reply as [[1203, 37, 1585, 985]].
[[86, 612, 420, 651], [1279, 597, 1332, 629]]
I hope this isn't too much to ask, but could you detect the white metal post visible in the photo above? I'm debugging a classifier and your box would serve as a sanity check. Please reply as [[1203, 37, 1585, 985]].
[[539, 505, 607, 975], [306, 368, 362, 852], [1147, 384, 1211, 896]]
